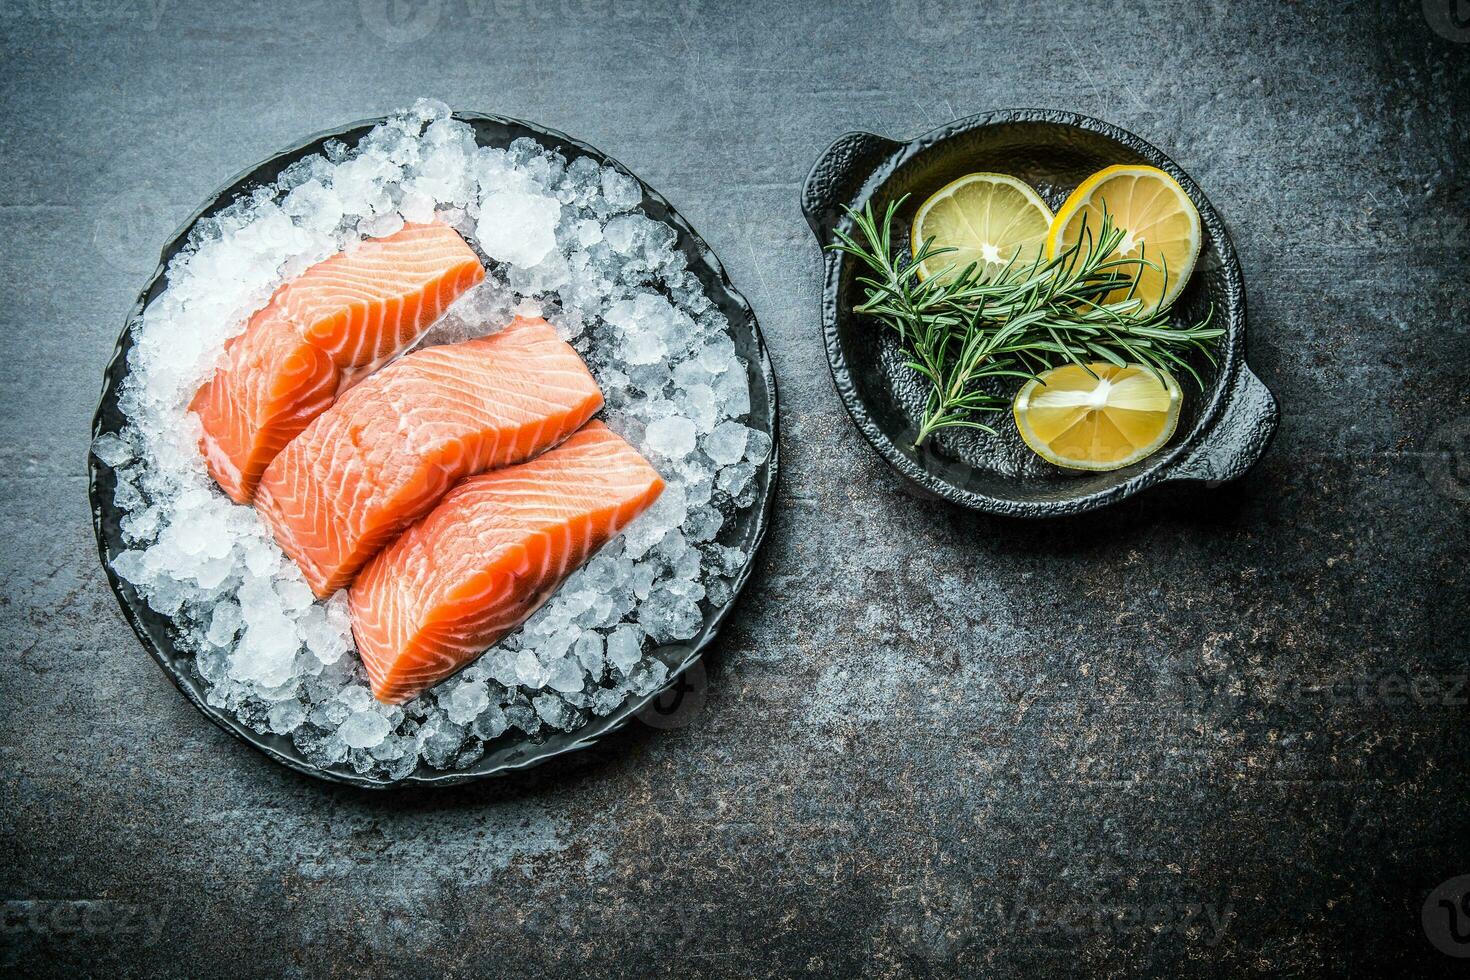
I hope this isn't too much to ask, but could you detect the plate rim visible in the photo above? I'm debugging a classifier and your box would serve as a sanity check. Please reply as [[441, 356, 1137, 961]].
[[88, 109, 780, 789]]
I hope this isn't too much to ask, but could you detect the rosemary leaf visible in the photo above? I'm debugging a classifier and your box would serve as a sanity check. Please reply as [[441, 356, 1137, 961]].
[[827, 194, 1221, 447]]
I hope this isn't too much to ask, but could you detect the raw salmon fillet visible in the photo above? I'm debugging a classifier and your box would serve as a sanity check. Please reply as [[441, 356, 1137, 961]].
[[256, 317, 604, 598], [349, 421, 665, 703], [191, 221, 485, 502]]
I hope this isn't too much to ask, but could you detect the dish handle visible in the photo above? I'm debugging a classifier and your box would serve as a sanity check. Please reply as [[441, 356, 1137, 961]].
[[1166, 364, 1279, 485], [801, 131, 904, 239]]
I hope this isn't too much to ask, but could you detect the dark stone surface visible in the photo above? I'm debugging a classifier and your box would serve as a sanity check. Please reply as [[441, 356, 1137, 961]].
[[2, 0, 1467, 976]]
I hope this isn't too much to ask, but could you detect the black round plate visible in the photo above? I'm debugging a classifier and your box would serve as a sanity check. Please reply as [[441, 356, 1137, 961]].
[[89, 111, 779, 788], [801, 109, 1277, 517]]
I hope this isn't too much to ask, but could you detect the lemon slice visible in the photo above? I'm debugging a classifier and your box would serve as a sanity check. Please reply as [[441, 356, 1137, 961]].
[[1046, 165, 1202, 314], [912, 173, 1053, 282], [1013, 362, 1181, 471]]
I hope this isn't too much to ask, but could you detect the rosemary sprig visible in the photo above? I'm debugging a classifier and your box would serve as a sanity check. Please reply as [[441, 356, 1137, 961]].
[[828, 195, 1223, 447]]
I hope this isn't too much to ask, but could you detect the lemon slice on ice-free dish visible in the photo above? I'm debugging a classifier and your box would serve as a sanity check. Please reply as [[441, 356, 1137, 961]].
[[911, 173, 1053, 282], [1013, 362, 1181, 471], [1046, 165, 1202, 314]]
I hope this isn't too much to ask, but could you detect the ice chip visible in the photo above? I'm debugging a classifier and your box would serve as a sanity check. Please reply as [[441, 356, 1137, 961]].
[[645, 416, 697, 460], [533, 693, 576, 729], [335, 684, 376, 712], [628, 657, 670, 696], [715, 366, 751, 418], [473, 705, 509, 740], [444, 679, 491, 725], [591, 687, 624, 716], [92, 432, 134, 468], [704, 421, 749, 465], [206, 600, 242, 646], [546, 656, 585, 694], [514, 648, 548, 688], [477, 190, 560, 267], [295, 728, 348, 768], [267, 700, 307, 734], [600, 167, 642, 212], [574, 634, 605, 675], [420, 718, 466, 768], [717, 461, 756, 498], [745, 428, 773, 463], [339, 710, 391, 749], [231, 615, 301, 687], [411, 97, 452, 123], [685, 505, 723, 543], [606, 626, 644, 675]]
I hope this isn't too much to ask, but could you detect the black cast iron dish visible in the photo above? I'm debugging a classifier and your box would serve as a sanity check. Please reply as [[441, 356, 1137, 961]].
[[89, 111, 779, 789], [802, 109, 1277, 516]]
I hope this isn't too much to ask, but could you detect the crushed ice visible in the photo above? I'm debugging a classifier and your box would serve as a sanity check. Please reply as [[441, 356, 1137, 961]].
[[96, 99, 771, 780]]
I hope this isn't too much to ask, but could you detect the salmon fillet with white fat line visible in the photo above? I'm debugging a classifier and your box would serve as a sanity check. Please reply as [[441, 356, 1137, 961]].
[[255, 317, 604, 598], [191, 221, 485, 502], [348, 420, 665, 703]]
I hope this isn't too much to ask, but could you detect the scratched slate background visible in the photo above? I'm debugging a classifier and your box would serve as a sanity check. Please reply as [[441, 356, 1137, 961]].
[[2, 0, 1468, 976]]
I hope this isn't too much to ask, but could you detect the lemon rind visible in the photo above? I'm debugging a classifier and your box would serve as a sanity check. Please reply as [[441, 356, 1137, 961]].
[[1044, 165, 1202, 313]]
